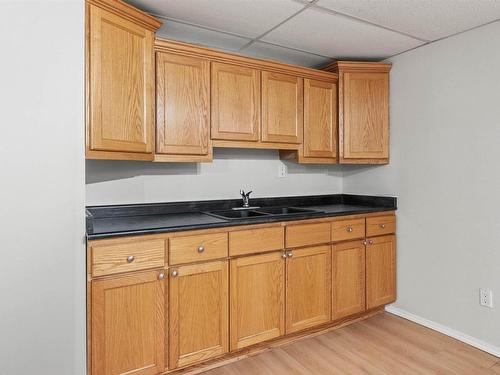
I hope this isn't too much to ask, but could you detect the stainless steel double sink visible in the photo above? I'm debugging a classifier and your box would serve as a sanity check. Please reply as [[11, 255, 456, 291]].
[[204, 206, 322, 220]]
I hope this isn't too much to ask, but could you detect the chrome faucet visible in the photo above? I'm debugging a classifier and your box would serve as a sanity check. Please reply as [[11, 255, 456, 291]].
[[240, 189, 252, 208]]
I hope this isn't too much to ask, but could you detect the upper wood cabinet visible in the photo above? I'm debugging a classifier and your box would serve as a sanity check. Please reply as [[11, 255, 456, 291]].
[[262, 72, 303, 144], [155, 52, 212, 162], [169, 261, 229, 369], [91, 270, 166, 375], [86, 1, 160, 161], [366, 235, 396, 309], [211, 62, 260, 142], [324, 62, 391, 164], [285, 246, 331, 333]]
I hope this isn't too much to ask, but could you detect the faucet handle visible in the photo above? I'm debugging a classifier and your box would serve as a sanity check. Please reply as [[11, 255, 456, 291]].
[[246, 191, 252, 197], [240, 189, 245, 197]]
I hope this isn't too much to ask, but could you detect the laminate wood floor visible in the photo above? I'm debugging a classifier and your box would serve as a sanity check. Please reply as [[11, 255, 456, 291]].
[[203, 313, 500, 375]]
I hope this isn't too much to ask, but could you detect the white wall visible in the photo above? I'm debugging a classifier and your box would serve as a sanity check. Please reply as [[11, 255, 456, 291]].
[[0, 2, 86, 375], [343, 21, 500, 348], [86, 148, 343, 205]]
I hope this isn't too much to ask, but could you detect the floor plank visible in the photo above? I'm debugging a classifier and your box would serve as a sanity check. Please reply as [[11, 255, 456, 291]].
[[203, 313, 499, 375]]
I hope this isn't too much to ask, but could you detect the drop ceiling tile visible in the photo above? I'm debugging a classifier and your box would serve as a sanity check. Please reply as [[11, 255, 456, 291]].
[[156, 20, 250, 52], [317, 0, 500, 41], [241, 42, 332, 68], [126, 0, 305, 38], [262, 7, 424, 59]]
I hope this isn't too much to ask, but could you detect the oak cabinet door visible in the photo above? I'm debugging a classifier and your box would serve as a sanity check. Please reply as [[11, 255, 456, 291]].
[[169, 261, 228, 369], [211, 62, 260, 141], [366, 235, 396, 309], [303, 79, 337, 159], [91, 271, 166, 375], [261, 72, 303, 144], [156, 52, 210, 156], [343, 72, 389, 160], [230, 252, 285, 350], [332, 240, 366, 320], [87, 5, 155, 157], [286, 246, 331, 333]]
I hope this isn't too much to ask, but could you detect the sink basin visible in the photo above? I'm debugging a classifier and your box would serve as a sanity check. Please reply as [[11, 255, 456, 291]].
[[205, 210, 269, 220], [204, 206, 322, 220], [255, 207, 317, 215]]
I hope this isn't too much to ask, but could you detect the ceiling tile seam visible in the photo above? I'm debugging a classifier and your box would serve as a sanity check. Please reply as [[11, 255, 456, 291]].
[[149, 13, 254, 42], [239, 0, 319, 52], [252, 39, 334, 59], [385, 17, 500, 60], [312, 4, 431, 43]]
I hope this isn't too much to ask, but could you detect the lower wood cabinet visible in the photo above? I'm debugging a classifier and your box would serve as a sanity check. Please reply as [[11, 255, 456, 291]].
[[90, 270, 166, 375], [169, 261, 229, 369], [366, 235, 396, 309], [285, 245, 331, 333], [230, 252, 285, 350], [332, 240, 366, 320]]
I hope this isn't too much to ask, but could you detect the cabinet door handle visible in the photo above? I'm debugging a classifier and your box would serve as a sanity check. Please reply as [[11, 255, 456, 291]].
[[171, 270, 179, 277], [287, 251, 293, 258], [362, 240, 368, 245], [197, 246, 205, 253], [380, 224, 386, 229], [282, 252, 288, 259], [368, 240, 374, 245], [158, 272, 165, 280], [127, 255, 135, 263], [346, 226, 353, 232]]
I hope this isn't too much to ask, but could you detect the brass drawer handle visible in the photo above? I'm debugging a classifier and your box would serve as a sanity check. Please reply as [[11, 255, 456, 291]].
[[126, 255, 135, 263], [380, 224, 386, 229], [346, 226, 353, 232], [197, 246, 205, 253]]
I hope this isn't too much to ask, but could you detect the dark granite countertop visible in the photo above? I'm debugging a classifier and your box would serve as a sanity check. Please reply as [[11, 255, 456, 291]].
[[86, 194, 397, 240]]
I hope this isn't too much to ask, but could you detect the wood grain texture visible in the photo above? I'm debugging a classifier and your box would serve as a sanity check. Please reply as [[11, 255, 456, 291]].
[[229, 226, 284, 257], [169, 233, 228, 265], [91, 270, 165, 375], [211, 62, 260, 141], [285, 222, 331, 249], [261, 71, 303, 144], [286, 246, 331, 333], [366, 215, 396, 237], [169, 261, 229, 369], [331, 218, 365, 242], [303, 79, 337, 160], [156, 52, 210, 157], [203, 312, 500, 375], [366, 235, 396, 309], [91, 238, 165, 277], [332, 240, 366, 320], [87, 4, 155, 158], [230, 252, 286, 350]]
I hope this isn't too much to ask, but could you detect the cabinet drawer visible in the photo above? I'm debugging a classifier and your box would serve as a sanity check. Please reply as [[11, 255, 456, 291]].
[[286, 222, 331, 248], [331, 218, 365, 242], [366, 215, 396, 237], [229, 226, 284, 256], [169, 232, 228, 265], [91, 239, 165, 277]]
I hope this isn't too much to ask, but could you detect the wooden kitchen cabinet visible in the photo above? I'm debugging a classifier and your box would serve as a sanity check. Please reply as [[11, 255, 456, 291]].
[[324, 62, 391, 164], [155, 52, 212, 162], [230, 252, 285, 350], [90, 270, 166, 375], [366, 235, 396, 309], [261, 71, 303, 144], [86, 1, 160, 160], [169, 261, 229, 368], [211, 62, 260, 142], [285, 246, 331, 333], [332, 240, 366, 320]]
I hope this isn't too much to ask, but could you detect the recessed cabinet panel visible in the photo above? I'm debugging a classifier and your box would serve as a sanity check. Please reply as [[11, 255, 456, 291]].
[[262, 71, 303, 144], [91, 271, 165, 375], [303, 79, 337, 159], [366, 235, 396, 309], [88, 5, 155, 157], [156, 52, 210, 156], [286, 246, 331, 333], [332, 240, 366, 320], [211, 62, 260, 141], [343, 72, 389, 160]]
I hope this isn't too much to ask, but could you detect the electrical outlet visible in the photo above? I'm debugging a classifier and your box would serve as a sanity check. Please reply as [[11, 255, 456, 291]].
[[278, 163, 287, 178], [480, 288, 493, 308]]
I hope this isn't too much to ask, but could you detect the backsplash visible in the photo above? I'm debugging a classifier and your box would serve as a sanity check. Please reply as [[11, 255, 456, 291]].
[[86, 148, 343, 205]]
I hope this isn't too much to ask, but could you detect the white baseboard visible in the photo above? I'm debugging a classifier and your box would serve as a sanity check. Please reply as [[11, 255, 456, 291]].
[[385, 305, 500, 358]]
